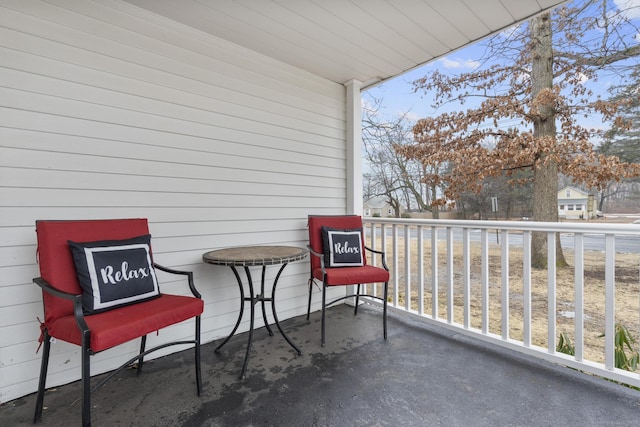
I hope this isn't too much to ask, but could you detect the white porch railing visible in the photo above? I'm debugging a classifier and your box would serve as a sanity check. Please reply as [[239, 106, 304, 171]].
[[362, 217, 640, 388]]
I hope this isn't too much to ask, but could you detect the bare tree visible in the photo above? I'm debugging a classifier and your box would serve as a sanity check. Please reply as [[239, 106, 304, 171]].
[[362, 95, 443, 218], [400, 1, 640, 268]]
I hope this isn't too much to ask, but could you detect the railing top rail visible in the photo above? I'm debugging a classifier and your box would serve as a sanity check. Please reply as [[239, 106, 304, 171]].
[[363, 217, 640, 235]]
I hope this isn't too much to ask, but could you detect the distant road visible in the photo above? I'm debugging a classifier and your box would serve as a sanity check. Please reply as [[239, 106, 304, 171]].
[[559, 233, 638, 254], [441, 229, 640, 254]]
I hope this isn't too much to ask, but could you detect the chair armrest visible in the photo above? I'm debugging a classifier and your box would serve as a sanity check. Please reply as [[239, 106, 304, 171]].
[[364, 246, 389, 271], [306, 245, 327, 271], [365, 246, 384, 255], [33, 276, 80, 301], [33, 277, 89, 335], [153, 263, 201, 299], [306, 244, 322, 259]]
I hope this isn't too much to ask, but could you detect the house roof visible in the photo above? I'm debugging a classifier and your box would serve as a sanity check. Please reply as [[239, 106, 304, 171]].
[[123, 0, 567, 89], [364, 196, 390, 209], [558, 186, 590, 197]]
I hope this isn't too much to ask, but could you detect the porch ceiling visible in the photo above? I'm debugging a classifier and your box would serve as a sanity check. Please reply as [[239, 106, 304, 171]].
[[123, 0, 567, 89]]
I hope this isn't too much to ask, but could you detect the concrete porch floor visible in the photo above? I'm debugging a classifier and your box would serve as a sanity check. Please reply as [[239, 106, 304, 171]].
[[3, 304, 640, 426]]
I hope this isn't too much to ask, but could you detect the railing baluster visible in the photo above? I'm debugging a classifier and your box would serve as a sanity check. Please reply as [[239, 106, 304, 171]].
[[368, 222, 376, 256], [501, 230, 509, 341], [481, 229, 489, 334], [605, 234, 616, 370], [463, 228, 470, 329], [369, 223, 378, 296], [404, 225, 411, 311], [523, 231, 531, 347], [574, 233, 584, 362], [392, 224, 399, 307], [418, 225, 424, 315], [431, 227, 438, 319], [381, 223, 387, 256], [547, 231, 556, 354], [381, 223, 387, 300], [447, 227, 454, 324]]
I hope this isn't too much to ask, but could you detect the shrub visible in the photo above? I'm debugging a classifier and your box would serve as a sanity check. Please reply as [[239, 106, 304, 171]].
[[557, 332, 575, 356], [599, 324, 640, 372]]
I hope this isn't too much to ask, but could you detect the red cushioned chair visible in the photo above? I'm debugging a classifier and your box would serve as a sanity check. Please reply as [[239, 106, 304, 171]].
[[306, 215, 389, 345], [33, 219, 203, 427]]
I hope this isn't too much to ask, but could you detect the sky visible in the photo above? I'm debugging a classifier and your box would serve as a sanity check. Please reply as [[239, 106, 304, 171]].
[[363, 44, 482, 123], [363, 0, 640, 132]]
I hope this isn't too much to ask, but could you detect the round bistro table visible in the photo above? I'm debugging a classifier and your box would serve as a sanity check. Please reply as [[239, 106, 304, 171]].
[[202, 245, 308, 378]]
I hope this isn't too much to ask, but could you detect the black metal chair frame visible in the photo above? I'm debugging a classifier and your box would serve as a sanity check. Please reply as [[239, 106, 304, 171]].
[[306, 245, 389, 346], [33, 264, 202, 427]]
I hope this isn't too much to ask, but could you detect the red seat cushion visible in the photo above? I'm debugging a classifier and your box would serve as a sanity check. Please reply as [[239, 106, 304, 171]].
[[313, 265, 389, 286], [48, 294, 204, 352]]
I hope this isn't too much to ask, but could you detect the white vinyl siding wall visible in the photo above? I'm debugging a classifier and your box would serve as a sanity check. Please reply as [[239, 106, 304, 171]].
[[0, 0, 349, 402]]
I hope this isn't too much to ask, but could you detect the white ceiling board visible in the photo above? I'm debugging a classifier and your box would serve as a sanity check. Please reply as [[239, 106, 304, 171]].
[[464, 0, 516, 31], [501, 0, 547, 18], [123, 0, 568, 88]]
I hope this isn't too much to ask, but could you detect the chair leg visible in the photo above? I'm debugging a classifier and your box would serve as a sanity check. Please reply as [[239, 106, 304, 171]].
[[354, 284, 361, 315], [137, 335, 147, 376], [306, 278, 313, 320], [33, 330, 51, 424], [81, 338, 91, 427], [321, 283, 327, 346], [383, 281, 389, 340], [195, 316, 202, 396]]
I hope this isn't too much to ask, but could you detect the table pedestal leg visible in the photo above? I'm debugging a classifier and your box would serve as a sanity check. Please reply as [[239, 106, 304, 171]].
[[260, 266, 273, 336], [214, 266, 245, 354], [271, 263, 303, 355], [215, 263, 302, 379], [241, 266, 254, 378]]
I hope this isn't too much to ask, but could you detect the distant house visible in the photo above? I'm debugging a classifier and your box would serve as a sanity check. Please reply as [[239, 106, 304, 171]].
[[364, 197, 397, 217], [558, 186, 593, 219]]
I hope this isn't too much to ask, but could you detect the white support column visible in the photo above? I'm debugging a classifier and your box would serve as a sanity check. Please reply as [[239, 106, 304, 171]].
[[344, 79, 363, 215], [344, 80, 363, 306]]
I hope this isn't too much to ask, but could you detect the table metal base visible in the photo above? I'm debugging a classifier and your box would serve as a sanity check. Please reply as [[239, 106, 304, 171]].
[[214, 263, 302, 378]]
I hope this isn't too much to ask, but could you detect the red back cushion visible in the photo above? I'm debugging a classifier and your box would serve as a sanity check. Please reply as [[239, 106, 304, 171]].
[[307, 215, 366, 270], [36, 218, 150, 325]]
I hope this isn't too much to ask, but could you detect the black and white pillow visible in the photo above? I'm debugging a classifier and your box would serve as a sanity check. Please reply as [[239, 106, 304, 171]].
[[68, 234, 160, 314], [321, 226, 364, 267]]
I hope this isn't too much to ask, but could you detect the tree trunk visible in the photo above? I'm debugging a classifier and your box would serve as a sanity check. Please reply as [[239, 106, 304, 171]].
[[430, 185, 440, 219], [530, 13, 568, 268]]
